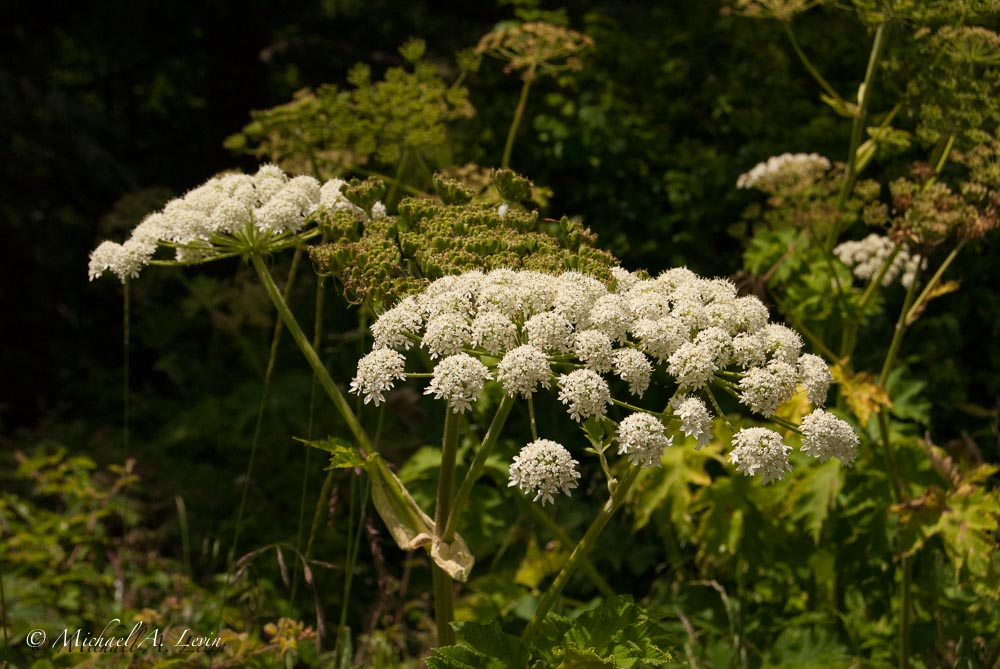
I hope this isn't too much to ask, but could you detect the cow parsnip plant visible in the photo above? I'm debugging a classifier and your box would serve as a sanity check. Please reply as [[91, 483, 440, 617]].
[[88, 152, 855, 663]]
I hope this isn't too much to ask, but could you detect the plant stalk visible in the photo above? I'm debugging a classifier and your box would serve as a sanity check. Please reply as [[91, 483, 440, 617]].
[[502, 67, 536, 169], [250, 253, 373, 453], [443, 395, 516, 542], [521, 466, 641, 648], [433, 409, 462, 645]]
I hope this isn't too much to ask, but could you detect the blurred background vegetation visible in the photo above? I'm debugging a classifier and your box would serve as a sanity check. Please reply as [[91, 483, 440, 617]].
[[2, 0, 998, 667]]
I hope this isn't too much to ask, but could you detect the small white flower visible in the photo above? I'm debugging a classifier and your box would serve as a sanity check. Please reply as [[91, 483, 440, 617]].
[[424, 353, 491, 413], [422, 313, 471, 359], [799, 409, 858, 465], [761, 323, 803, 366], [668, 327, 732, 390], [616, 413, 672, 468], [371, 297, 423, 350], [553, 272, 608, 326], [729, 427, 792, 485], [738, 360, 798, 417], [610, 266, 640, 292], [470, 311, 519, 356], [612, 348, 652, 397], [673, 396, 713, 448], [731, 332, 768, 369], [422, 290, 474, 321], [370, 201, 387, 219], [656, 267, 699, 293], [631, 317, 688, 362], [731, 296, 770, 334], [525, 311, 574, 354], [588, 294, 632, 343], [557, 369, 612, 422], [350, 348, 406, 406], [497, 203, 509, 218], [797, 353, 833, 406], [574, 330, 614, 373], [625, 283, 671, 320], [508, 439, 581, 505], [496, 345, 552, 398]]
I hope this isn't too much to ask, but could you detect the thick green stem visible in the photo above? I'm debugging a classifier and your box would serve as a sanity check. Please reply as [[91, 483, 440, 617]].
[[832, 21, 889, 236], [433, 410, 461, 645], [519, 499, 616, 599], [443, 395, 516, 542], [502, 69, 535, 169], [521, 466, 641, 649], [250, 254, 373, 453], [232, 249, 303, 564], [903, 242, 965, 328]]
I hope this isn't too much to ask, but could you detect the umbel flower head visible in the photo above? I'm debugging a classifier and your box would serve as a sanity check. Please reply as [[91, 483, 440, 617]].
[[350, 266, 856, 498], [508, 439, 581, 505], [89, 165, 366, 282]]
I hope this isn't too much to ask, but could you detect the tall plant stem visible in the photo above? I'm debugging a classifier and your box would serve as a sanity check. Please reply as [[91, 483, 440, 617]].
[[250, 253, 373, 452], [231, 249, 303, 564], [783, 22, 845, 104], [443, 395, 516, 542], [293, 276, 327, 602], [874, 242, 963, 669], [832, 21, 889, 237], [433, 410, 461, 646], [336, 473, 371, 666], [122, 279, 130, 457], [502, 67, 536, 169], [521, 466, 641, 649]]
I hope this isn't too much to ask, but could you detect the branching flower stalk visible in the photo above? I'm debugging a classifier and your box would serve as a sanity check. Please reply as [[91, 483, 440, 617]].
[[519, 465, 642, 649]]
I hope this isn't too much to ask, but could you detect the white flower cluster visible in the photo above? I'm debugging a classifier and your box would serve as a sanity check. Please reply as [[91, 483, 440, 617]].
[[616, 413, 673, 468], [736, 153, 832, 193], [727, 408, 859, 485], [508, 439, 581, 506], [834, 233, 924, 289], [350, 266, 854, 496], [89, 166, 368, 283]]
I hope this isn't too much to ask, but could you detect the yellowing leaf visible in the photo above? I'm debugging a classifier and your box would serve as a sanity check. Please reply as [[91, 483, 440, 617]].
[[831, 365, 891, 427]]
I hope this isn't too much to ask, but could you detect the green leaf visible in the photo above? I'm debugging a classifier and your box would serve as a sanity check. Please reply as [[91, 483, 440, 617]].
[[294, 436, 365, 469], [534, 596, 676, 668], [784, 459, 842, 544], [630, 441, 716, 535]]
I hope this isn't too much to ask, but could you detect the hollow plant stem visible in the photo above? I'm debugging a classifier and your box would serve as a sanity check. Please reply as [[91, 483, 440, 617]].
[[250, 253, 373, 452], [502, 67, 536, 169], [832, 21, 889, 234], [521, 466, 641, 649], [433, 410, 462, 645], [443, 395, 516, 542], [231, 249, 303, 564]]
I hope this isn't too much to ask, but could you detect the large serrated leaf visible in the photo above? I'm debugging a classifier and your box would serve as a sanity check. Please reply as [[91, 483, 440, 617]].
[[784, 459, 842, 544]]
